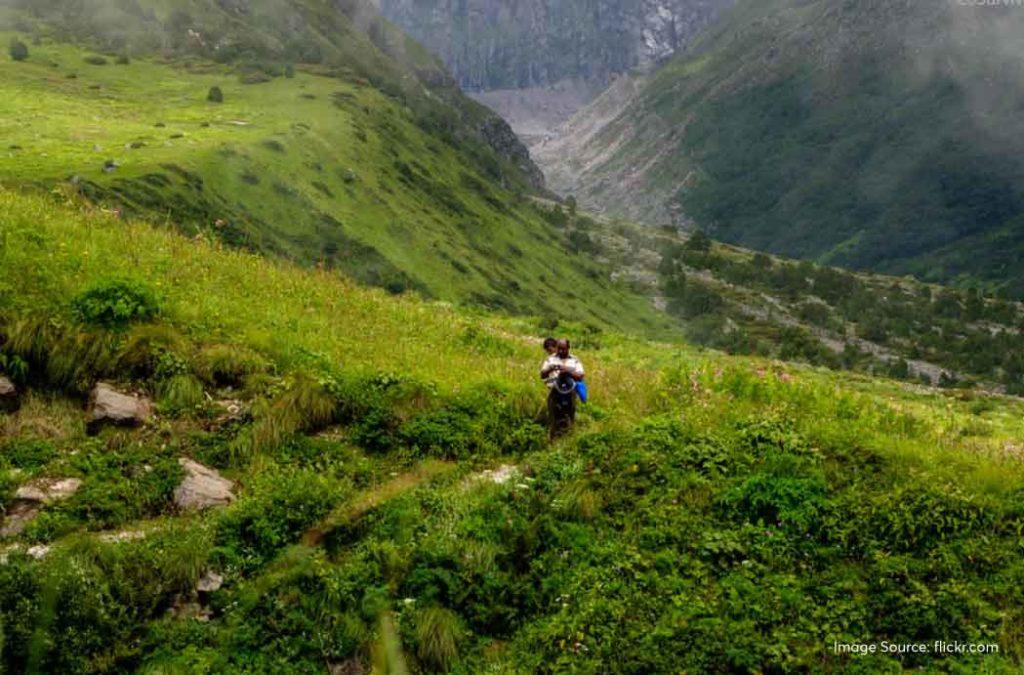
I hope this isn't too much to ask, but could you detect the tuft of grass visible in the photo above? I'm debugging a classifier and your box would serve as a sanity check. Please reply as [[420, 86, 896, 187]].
[[194, 344, 269, 388], [413, 606, 462, 672], [156, 373, 205, 415], [46, 328, 122, 393], [117, 324, 188, 378], [246, 376, 337, 455]]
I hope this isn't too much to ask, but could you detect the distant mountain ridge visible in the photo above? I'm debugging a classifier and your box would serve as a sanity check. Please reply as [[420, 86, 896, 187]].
[[376, 0, 732, 91], [540, 0, 1024, 297]]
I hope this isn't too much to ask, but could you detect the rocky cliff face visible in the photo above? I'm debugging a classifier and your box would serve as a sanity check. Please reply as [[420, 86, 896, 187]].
[[375, 0, 732, 91]]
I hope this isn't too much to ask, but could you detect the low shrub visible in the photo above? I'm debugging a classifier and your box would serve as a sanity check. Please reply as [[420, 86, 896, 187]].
[[9, 38, 28, 62], [215, 468, 346, 571], [71, 278, 160, 329]]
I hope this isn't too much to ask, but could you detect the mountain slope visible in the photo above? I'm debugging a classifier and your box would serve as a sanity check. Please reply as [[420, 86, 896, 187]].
[[549, 0, 1024, 296], [0, 3, 674, 331], [2, 188, 1024, 671], [537, 201, 1024, 393], [377, 0, 732, 92]]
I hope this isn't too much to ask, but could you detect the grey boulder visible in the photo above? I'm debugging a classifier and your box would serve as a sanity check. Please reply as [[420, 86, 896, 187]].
[[89, 382, 152, 432], [0, 377, 19, 413], [2, 477, 83, 537], [174, 458, 234, 510]]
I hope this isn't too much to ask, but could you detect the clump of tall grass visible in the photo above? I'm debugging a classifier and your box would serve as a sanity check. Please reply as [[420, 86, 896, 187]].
[[412, 606, 463, 672], [117, 324, 188, 378], [6, 317, 122, 393], [195, 344, 270, 388], [235, 375, 338, 459], [156, 373, 205, 415]]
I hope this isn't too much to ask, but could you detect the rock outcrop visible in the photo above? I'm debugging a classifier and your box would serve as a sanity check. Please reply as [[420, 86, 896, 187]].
[[1, 477, 83, 537], [0, 377, 19, 413], [88, 382, 152, 432], [174, 458, 235, 510], [378, 0, 733, 91]]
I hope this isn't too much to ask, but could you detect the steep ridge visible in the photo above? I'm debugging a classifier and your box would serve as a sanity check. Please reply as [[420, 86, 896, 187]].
[[549, 0, 1024, 297], [0, 1, 670, 331], [377, 0, 733, 146], [376, 0, 732, 91]]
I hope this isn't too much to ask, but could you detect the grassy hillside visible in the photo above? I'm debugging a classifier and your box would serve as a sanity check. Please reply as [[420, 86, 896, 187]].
[[0, 5, 669, 331], [3, 189, 1024, 672], [558, 0, 1024, 297], [540, 202, 1024, 393]]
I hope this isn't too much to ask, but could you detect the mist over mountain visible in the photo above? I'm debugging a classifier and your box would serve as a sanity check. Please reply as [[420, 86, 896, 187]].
[[377, 0, 731, 91], [538, 0, 1024, 296], [375, 0, 732, 146]]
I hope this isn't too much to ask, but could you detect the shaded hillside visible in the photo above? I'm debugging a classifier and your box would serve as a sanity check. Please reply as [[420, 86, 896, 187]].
[[550, 0, 1024, 297]]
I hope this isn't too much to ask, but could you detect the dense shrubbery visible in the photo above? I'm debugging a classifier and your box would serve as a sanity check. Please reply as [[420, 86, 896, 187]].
[[71, 278, 160, 328], [658, 243, 1024, 389]]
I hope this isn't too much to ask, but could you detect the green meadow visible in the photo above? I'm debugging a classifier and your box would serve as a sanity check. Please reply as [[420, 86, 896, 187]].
[[0, 35, 665, 331], [2, 189, 1024, 671]]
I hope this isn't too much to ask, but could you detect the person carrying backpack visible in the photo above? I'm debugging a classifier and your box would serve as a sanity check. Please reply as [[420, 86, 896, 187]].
[[540, 339, 585, 438]]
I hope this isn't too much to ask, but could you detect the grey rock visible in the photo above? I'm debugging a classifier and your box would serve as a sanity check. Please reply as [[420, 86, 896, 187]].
[[89, 382, 152, 431], [98, 529, 146, 543], [26, 544, 51, 560], [0, 376, 19, 413], [197, 570, 224, 593], [174, 458, 234, 510], [0, 502, 40, 537], [15, 477, 82, 504], [2, 477, 83, 537]]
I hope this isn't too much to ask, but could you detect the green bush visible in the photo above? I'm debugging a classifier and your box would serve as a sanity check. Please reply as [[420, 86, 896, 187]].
[[207, 86, 224, 103], [71, 279, 160, 328], [83, 55, 108, 65], [0, 439, 58, 470], [215, 468, 345, 571], [9, 38, 28, 62]]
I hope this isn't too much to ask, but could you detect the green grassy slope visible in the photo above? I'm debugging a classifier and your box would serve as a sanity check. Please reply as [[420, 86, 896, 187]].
[[0, 5, 665, 331], [538, 202, 1024, 393], [564, 0, 1024, 297], [3, 189, 1024, 672]]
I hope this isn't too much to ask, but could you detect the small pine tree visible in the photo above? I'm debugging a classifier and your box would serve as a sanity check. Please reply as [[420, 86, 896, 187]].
[[207, 85, 224, 103], [685, 229, 712, 253], [9, 39, 29, 62], [284, 63, 295, 78], [565, 194, 577, 217]]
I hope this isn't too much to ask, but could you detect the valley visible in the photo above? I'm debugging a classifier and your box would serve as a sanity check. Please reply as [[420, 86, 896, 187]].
[[1, 0, 1024, 672]]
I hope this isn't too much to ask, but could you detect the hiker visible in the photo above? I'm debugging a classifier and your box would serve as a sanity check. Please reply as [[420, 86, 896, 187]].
[[540, 339, 584, 438], [545, 336, 588, 405]]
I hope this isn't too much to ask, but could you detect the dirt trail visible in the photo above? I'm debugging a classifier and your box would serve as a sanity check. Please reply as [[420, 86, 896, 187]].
[[301, 460, 456, 547]]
